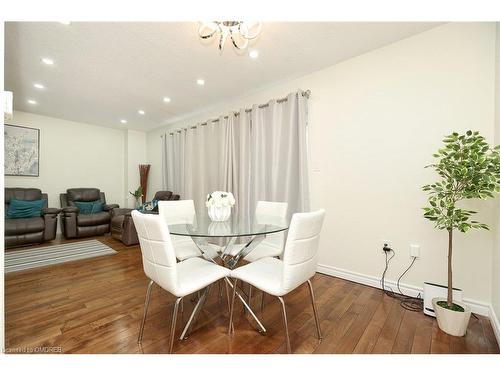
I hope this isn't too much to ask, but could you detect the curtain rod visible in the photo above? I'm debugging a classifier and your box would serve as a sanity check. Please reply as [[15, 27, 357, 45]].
[[163, 90, 310, 136]]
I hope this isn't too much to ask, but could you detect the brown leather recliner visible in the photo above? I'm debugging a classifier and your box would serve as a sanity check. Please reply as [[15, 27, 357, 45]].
[[5, 188, 61, 248], [110, 191, 180, 246], [60, 188, 119, 239], [150, 191, 180, 213]]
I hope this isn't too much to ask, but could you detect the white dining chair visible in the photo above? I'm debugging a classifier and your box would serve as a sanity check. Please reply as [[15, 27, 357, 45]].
[[227, 201, 288, 311], [228, 209, 325, 353], [247, 201, 288, 262], [132, 210, 230, 353], [158, 200, 203, 261], [228, 201, 288, 262]]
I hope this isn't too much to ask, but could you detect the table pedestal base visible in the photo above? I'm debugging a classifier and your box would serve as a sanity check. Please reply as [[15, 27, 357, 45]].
[[178, 234, 267, 340]]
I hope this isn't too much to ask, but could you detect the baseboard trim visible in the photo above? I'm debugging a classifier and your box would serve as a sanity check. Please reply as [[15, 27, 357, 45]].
[[316, 263, 491, 317], [489, 305, 500, 346]]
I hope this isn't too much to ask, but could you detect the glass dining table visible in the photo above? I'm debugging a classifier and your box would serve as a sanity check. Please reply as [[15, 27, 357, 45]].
[[168, 213, 289, 340]]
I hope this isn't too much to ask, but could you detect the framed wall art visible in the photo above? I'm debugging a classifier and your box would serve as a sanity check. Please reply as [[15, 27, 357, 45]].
[[4, 124, 40, 177]]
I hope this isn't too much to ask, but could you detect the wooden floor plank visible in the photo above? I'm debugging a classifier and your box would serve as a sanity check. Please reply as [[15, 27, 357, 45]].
[[391, 309, 419, 353], [481, 316, 500, 354], [5, 234, 499, 354], [353, 293, 396, 353], [371, 297, 405, 353], [334, 289, 382, 353], [410, 314, 434, 353], [430, 320, 451, 354]]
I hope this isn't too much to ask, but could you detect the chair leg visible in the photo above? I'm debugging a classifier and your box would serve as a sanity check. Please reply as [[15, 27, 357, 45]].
[[261, 291, 265, 313], [277, 296, 291, 354], [306, 279, 322, 340], [219, 280, 223, 303], [248, 285, 253, 309], [137, 280, 154, 344], [180, 298, 184, 326], [243, 284, 252, 315], [179, 287, 209, 340], [224, 278, 235, 333], [169, 297, 183, 354], [228, 279, 238, 335]]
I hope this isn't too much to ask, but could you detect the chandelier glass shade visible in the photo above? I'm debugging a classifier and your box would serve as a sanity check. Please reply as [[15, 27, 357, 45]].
[[3, 91, 13, 121], [198, 21, 261, 51]]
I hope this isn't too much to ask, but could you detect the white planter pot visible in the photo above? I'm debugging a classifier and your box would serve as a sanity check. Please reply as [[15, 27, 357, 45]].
[[208, 205, 231, 222], [432, 297, 471, 337]]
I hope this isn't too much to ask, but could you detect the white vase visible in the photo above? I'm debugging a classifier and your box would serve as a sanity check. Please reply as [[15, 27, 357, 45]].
[[208, 221, 231, 236], [432, 297, 471, 337], [208, 205, 231, 222]]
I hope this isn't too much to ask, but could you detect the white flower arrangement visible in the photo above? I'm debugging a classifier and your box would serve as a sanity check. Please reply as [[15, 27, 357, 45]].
[[205, 191, 235, 208]]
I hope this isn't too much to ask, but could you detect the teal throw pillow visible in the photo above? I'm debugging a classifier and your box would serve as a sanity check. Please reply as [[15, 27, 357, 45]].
[[7, 199, 45, 219], [74, 200, 104, 214], [92, 201, 104, 213]]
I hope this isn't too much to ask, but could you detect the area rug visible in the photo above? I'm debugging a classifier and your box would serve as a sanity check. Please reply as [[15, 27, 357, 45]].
[[5, 239, 117, 273]]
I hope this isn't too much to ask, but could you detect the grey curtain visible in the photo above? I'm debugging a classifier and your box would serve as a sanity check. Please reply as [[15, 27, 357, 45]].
[[163, 130, 185, 195], [163, 90, 310, 219]]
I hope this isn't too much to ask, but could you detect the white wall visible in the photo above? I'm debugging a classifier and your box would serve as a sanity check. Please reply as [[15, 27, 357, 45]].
[[124, 130, 147, 208], [492, 23, 500, 338], [147, 23, 497, 306], [5, 111, 127, 208]]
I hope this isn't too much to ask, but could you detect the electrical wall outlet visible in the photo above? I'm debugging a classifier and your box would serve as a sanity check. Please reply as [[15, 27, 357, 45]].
[[410, 244, 420, 258], [381, 240, 392, 252]]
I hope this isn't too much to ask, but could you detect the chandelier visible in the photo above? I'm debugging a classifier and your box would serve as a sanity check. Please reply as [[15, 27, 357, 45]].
[[3, 91, 13, 121], [198, 22, 261, 51]]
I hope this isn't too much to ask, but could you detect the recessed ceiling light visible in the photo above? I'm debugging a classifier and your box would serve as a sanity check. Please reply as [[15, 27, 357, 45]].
[[196, 79, 205, 86], [138, 110, 145, 115], [33, 83, 45, 89], [59, 21, 71, 25], [249, 50, 259, 59], [27, 99, 37, 105], [163, 97, 171, 103], [120, 119, 127, 124], [41, 58, 54, 65]]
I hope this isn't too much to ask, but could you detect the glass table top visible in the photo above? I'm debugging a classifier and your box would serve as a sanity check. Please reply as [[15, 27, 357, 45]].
[[168, 214, 288, 238]]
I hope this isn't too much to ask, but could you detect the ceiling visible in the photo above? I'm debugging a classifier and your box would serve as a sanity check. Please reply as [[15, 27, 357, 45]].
[[5, 22, 441, 131]]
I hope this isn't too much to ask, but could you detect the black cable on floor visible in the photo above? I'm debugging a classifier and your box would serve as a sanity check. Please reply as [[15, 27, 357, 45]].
[[397, 257, 417, 296], [380, 248, 423, 312], [380, 249, 395, 293]]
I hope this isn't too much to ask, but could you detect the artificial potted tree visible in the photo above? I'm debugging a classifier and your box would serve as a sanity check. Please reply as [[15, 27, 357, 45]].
[[423, 131, 499, 336]]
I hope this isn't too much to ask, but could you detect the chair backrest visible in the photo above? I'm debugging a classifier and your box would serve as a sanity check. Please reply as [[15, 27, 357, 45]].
[[61, 188, 106, 207], [158, 200, 196, 225], [5, 188, 48, 212], [153, 191, 173, 201], [151, 191, 173, 212], [255, 201, 288, 250], [281, 209, 325, 293], [255, 201, 288, 218], [131, 210, 178, 292]]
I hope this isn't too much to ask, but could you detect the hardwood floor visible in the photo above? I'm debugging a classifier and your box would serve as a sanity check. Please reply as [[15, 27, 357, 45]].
[[4, 235, 499, 354]]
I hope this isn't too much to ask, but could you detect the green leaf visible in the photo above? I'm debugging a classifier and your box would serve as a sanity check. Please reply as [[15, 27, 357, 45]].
[[422, 131, 499, 233]]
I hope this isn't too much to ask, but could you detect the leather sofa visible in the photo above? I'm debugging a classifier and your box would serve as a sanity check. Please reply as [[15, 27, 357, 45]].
[[60, 188, 119, 239], [110, 191, 180, 246], [5, 188, 61, 248]]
